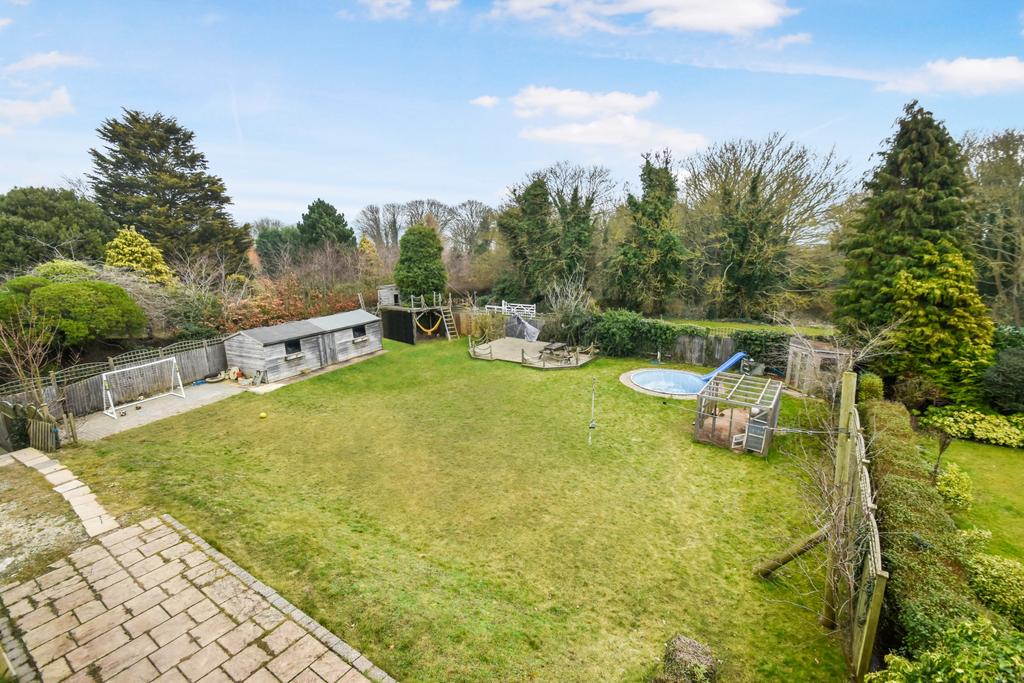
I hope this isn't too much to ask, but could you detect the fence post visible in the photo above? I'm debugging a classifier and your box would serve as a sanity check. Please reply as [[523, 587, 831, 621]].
[[821, 371, 858, 630]]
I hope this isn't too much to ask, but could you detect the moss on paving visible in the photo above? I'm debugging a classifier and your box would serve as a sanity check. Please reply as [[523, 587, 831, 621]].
[[64, 341, 845, 681], [946, 440, 1024, 562]]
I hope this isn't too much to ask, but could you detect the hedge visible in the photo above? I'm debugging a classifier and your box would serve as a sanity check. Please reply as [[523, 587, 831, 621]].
[[919, 406, 1024, 449], [863, 400, 980, 654], [730, 329, 789, 369], [591, 310, 707, 357]]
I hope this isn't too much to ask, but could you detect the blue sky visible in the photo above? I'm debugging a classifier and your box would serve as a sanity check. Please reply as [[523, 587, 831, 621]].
[[1, 1, 1023, 224]]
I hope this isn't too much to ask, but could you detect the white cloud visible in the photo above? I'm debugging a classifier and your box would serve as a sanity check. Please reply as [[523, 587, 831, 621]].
[[358, 0, 412, 19], [0, 17, 12, 30], [520, 114, 705, 153], [759, 31, 811, 50], [4, 51, 92, 74], [470, 95, 500, 108], [511, 85, 659, 118], [427, 0, 460, 10], [491, 0, 796, 35], [0, 86, 73, 132], [882, 56, 1024, 95]]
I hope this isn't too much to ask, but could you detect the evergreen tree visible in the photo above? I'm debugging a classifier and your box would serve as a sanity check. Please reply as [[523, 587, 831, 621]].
[[610, 151, 686, 315], [87, 109, 251, 268], [394, 224, 447, 298], [835, 102, 993, 399], [496, 178, 559, 299], [296, 199, 355, 248], [0, 187, 117, 274], [104, 226, 174, 285]]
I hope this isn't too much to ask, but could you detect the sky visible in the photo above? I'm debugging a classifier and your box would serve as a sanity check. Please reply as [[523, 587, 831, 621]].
[[1, 1, 1023, 224]]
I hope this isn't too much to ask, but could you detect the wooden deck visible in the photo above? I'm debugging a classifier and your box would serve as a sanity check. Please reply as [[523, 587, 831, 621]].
[[469, 337, 596, 369]]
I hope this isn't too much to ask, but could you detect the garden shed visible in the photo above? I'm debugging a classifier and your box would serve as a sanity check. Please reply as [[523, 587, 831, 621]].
[[694, 372, 783, 455], [785, 337, 852, 397], [224, 309, 382, 383]]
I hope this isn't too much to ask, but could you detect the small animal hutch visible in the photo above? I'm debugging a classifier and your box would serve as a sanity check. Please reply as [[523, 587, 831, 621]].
[[224, 309, 382, 383], [785, 338, 852, 397], [377, 287, 459, 344], [694, 372, 783, 455]]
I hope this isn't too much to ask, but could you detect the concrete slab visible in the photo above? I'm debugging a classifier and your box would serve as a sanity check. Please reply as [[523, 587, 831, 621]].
[[74, 382, 246, 442], [247, 383, 285, 395]]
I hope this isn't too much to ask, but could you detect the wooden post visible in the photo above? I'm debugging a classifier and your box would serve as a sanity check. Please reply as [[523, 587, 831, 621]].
[[854, 571, 888, 681], [753, 528, 826, 578], [821, 371, 858, 630]]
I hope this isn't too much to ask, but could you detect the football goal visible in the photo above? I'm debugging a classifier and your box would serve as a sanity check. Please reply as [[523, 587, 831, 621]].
[[102, 357, 186, 419]]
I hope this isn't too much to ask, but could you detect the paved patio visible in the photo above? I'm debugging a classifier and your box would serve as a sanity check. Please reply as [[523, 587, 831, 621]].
[[0, 514, 393, 682], [469, 337, 596, 369]]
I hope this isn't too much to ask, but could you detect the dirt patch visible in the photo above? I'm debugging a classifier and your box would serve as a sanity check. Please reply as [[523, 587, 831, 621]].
[[0, 466, 87, 584]]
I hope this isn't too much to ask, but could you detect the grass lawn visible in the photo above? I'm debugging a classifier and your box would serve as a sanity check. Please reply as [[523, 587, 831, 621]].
[[65, 341, 845, 681], [665, 319, 835, 337], [946, 440, 1024, 562]]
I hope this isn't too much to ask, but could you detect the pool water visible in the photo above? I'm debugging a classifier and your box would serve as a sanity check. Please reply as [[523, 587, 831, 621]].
[[630, 369, 706, 396]]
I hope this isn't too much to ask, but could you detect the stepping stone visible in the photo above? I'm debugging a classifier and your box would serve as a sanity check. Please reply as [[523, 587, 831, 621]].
[[44, 469, 76, 486], [84, 515, 119, 537], [0, 455, 13, 467], [54, 479, 85, 493]]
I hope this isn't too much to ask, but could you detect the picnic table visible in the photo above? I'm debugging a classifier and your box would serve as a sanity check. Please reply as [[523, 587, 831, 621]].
[[542, 342, 567, 356]]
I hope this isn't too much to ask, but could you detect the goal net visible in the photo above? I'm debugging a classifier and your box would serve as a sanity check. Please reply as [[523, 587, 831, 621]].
[[102, 357, 186, 419]]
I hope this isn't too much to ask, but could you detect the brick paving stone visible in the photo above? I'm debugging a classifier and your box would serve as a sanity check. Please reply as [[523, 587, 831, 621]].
[[161, 542, 195, 561], [216, 620, 262, 656], [197, 669, 233, 683], [39, 657, 71, 683], [154, 669, 190, 683], [9, 597, 33, 618], [92, 568, 130, 592], [73, 599, 107, 623], [187, 599, 219, 624], [37, 576, 86, 603], [138, 560, 185, 590], [181, 550, 208, 568], [183, 561, 216, 580], [140, 526, 176, 545], [125, 585, 169, 616], [100, 576, 144, 609], [293, 669, 328, 683], [24, 612, 78, 650], [107, 656, 161, 683], [352, 655, 372, 672], [339, 670, 370, 683], [53, 586, 95, 615], [66, 625, 130, 670], [70, 604, 129, 644], [246, 668, 279, 683], [264, 620, 306, 655], [129, 554, 167, 578], [84, 514, 120, 537], [29, 632, 76, 666], [161, 574, 190, 595], [125, 605, 171, 638], [119, 549, 145, 567], [17, 604, 57, 631], [140, 533, 181, 558], [311, 651, 354, 683], [81, 555, 120, 583], [37, 565, 76, 590], [148, 633, 200, 673], [100, 525, 145, 548], [178, 641, 228, 681], [267, 634, 327, 682], [220, 590, 267, 622], [1, 580, 37, 604], [163, 586, 204, 616], [251, 605, 284, 631], [222, 644, 270, 681], [95, 633, 158, 679], [140, 517, 164, 530], [108, 536, 145, 557], [190, 613, 235, 648], [203, 577, 245, 605], [69, 544, 110, 568], [150, 612, 197, 647]]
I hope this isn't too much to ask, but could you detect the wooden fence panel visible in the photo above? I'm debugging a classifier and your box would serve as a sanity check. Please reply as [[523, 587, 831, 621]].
[[28, 417, 59, 452], [673, 334, 737, 366]]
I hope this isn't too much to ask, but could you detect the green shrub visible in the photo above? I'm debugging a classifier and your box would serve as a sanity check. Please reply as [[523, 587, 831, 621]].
[[936, 463, 973, 512], [31, 258, 97, 282], [868, 619, 1024, 682], [592, 310, 706, 357], [919, 406, 1024, 448], [858, 372, 884, 402], [983, 349, 1024, 414], [994, 324, 1024, 351], [966, 554, 1024, 630], [29, 281, 147, 346], [730, 329, 789, 369], [3, 275, 50, 297], [864, 401, 979, 654]]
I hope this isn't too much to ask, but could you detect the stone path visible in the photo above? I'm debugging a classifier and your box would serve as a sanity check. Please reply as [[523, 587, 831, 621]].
[[0, 516, 394, 683], [7, 449, 118, 538]]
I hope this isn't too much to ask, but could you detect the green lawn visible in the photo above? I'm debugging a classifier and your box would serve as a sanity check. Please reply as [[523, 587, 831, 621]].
[[65, 341, 845, 681], [665, 319, 835, 337], [946, 440, 1024, 562]]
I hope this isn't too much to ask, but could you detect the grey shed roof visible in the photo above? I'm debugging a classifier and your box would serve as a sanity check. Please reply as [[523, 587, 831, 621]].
[[231, 309, 380, 346]]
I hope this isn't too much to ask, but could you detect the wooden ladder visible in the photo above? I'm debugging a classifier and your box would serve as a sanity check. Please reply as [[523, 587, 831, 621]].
[[440, 306, 459, 341]]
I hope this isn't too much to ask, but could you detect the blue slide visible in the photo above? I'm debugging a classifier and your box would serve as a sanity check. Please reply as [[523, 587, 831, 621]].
[[699, 352, 749, 382]]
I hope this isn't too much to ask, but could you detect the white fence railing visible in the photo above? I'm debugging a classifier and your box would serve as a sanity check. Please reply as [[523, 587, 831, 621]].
[[484, 300, 536, 318]]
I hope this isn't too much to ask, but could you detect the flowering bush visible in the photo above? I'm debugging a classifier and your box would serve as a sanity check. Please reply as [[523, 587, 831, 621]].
[[936, 463, 973, 512], [920, 406, 1024, 448]]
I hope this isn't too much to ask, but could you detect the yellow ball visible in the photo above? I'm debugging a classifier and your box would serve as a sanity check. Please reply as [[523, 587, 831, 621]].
[[259, 412, 268, 419]]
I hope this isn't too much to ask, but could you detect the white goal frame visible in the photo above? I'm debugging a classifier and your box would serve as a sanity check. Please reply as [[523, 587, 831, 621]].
[[102, 357, 186, 419]]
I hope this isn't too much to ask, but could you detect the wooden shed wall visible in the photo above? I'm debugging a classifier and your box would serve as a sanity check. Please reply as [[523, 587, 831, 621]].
[[330, 321, 383, 362], [224, 334, 266, 378], [263, 335, 325, 382]]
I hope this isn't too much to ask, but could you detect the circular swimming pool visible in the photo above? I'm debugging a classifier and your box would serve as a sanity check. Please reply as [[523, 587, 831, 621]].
[[626, 369, 706, 397]]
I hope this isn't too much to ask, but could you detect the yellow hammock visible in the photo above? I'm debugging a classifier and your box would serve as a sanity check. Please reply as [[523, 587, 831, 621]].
[[415, 315, 443, 335]]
